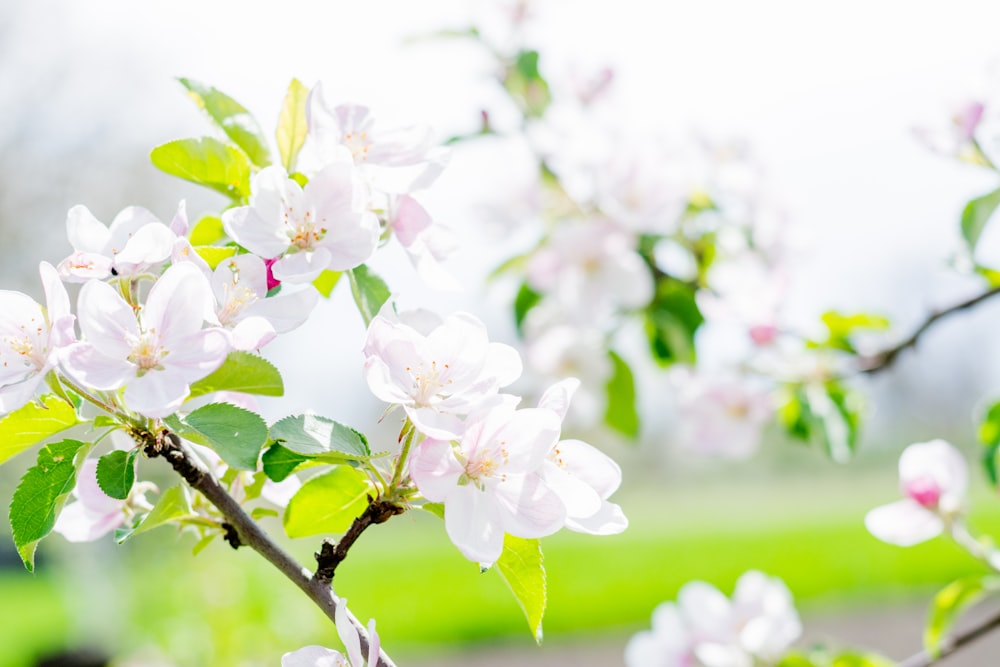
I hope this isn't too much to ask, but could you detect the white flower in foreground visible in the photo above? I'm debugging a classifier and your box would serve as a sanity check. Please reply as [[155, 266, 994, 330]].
[[61, 263, 229, 418], [57, 204, 177, 282], [864, 439, 967, 547], [363, 308, 522, 439], [306, 82, 449, 194], [409, 405, 566, 564], [626, 571, 801, 667], [222, 164, 379, 284], [0, 262, 73, 414], [537, 379, 627, 535], [53, 457, 155, 543], [282, 601, 379, 667]]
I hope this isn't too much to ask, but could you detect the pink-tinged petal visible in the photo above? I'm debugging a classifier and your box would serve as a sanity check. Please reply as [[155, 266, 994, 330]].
[[171, 238, 212, 275], [406, 406, 465, 440], [60, 343, 134, 391], [280, 646, 348, 667], [113, 222, 175, 275], [364, 357, 420, 406], [335, 603, 364, 667], [483, 342, 523, 388], [898, 440, 968, 506], [166, 329, 229, 381], [53, 501, 125, 543], [107, 205, 161, 237], [143, 263, 216, 343], [124, 368, 191, 418], [565, 499, 628, 535], [316, 211, 379, 271], [261, 475, 301, 508], [542, 461, 602, 519], [494, 473, 566, 539], [0, 375, 45, 414], [76, 280, 137, 359], [409, 439, 465, 502], [392, 195, 432, 247], [306, 162, 362, 216], [66, 205, 110, 253], [247, 287, 318, 333], [444, 484, 505, 563], [216, 254, 269, 301], [366, 619, 379, 667], [230, 317, 276, 351], [39, 262, 71, 328], [222, 206, 290, 259], [491, 408, 561, 473], [678, 581, 733, 641], [554, 438, 622, 499], [864, 499, 943, 546], [169, 200, 189, 236], [57, 251, 113, 282], [538, 378, 580, 421], [272, 248, 333, 284], [75, 459, 124, 514]]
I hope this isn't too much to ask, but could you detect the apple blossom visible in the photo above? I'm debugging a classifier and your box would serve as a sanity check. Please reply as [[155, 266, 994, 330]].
[[913, 100, 991, 165], [388, 194, 459, 290], [864, 439, 968, 547], [53, 457, 155, 543], [61, 262, 229, 418], [363, 307, 522, 439], [0, 261, 73, 413], [222, 164, 379, 284], [282, 602, 379, 667]]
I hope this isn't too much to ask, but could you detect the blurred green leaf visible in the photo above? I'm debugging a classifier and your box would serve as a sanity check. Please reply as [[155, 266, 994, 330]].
[[95, 449, 137, 500], [179, 403, 269, 471], [188, 351, 284, 399], [495, 535, 546, 644], [189, 215, 227, 245], [978, 400, 1000, 487], [644, 280, 703, 365], [179, 78, 272, 167], [605, 350, 639, 439], [9, 439, 88, 571], [961, 187, 1000, 254], [514, 282, 542, 336], [283, 466, 371, 537], [150, 137, 252, 200], [925, 574, 1000, 657], [276, 78, 309, 172], [128, 486, 193, 541], [818, 311, 890, 353], [313, 270, 342, 298], [0, 395, 81, 466], [781, 381, 862, 462], [261, 444, 308, 482], [348, 265, 391, 326], [269, 414, 370, 462], [504, 50, 551, 118]]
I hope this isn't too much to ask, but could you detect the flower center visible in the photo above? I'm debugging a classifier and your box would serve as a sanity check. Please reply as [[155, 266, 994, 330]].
[[284, 208, 327, 250], [0, 317, 46, 372], [407, 360, 452, 405], [128, 331, 167, 374], [343, 130, 372, 161]]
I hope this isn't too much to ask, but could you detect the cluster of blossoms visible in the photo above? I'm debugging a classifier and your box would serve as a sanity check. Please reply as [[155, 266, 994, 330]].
[[626, 571, 802, 667], [363, 306, 627, 563]]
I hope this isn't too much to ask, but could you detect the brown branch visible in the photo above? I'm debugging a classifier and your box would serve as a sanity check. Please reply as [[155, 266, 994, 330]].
[[858, 286, 1000, 374], [897, 607, 1000, 667], [314, 496, 405, 584], [142, 430, 397, 667]]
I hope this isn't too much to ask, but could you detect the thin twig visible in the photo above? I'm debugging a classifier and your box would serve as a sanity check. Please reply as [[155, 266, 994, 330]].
[[143, 430, 397, 667], [897, 607, 1000, 667], [314, 497, 405, 584], [858, 286, 1000, 374]]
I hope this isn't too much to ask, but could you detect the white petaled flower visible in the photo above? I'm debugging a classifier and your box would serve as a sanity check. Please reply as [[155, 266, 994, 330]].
[[282, 601, 380, 667], [363, 307, 522, 439], [625, 603, 696, 667], [61, 263, 230, 418], [864, 439, 968, 547], [53, 456, 155, 543], [537, 379, 627, 535], [409, 405, 566, 564], [57, 204, 177, 282], [222, 164, 379, 284], [306, 82, 449, 194], [0, 262, 74, 414]]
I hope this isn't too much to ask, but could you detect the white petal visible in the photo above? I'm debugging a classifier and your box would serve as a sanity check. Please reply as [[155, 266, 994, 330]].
[[899, 439, 968, 503], [164, 328, 230, 381], [0, 375, 45, 414], [53, 501, 124, 543], [565, 499, 628, 535], [124, 368, 192, 418], [230, 317, 277, 351], [222, 205, 290, 259], [281, 646, 348, 667], [335, 604, 363, 667], [678, 581, 733, 641], [444, 484, 505, 563], [247, 287, 318, 333], [66, 205, 110, 253], [864, 499, 943, 546], [316, 211, 379, 271], [113, 222, 175, 276], [542, 461, 602, 519], [76, 280, 137, 359], [60, 343, 134, 391], [554, 438, 623, 499], [538, 378, 580, 421], [272, 249, 333, 284], [494, 473, 566, 538], [694, 642, 752, 667], [143, 263, 215, 344], [406, 407, 465, 441], [409, 439, 464, 502]]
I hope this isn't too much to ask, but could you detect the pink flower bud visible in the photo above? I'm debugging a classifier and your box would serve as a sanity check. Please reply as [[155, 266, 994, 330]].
[[264, 257, 281, 291], [905, 475, 942, 509]]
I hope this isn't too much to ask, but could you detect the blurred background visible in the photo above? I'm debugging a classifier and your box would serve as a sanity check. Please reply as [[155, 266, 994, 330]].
[[5, 0, 1000, 665]]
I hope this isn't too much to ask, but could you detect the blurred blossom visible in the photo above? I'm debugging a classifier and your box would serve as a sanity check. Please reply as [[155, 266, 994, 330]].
[[54, 457, 155, 543], [698, 254, 787, 348], [593, 141, 688, 235], [913, 99, 992, 165], [282, 601, 380, 667]]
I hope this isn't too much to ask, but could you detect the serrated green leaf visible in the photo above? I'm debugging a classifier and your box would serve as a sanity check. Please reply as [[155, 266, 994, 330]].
[[188, 351, 284, 399], [9, 439, 88, 570], [269, 414, 370, 461], [178, 78, 272, 167], [95, 449, 137, 500], [180, 403, 268, 471], [150, 137, 251, 200], [276, 78, 309, 172], [189, 215, 227, 246], [347, 265, 391, 326], [495, 535, 546, 644], [605, 350, 639, 439], [961, 187, 1000, 254], [194, 245, 238, 270], [129, 486, 192, 540], [513, 282, 542, 336], [261, 444, 309, 482], [283, 466, 371, 537], [925, 574, 1000, 657], [313, 270, 342, 298], [0, 395, 80, 466]]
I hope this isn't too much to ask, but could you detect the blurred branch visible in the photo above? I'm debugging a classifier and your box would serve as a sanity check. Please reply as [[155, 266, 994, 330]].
[[897, 607, 1000, 667], [143, 430, 397, 667], [858, 285, 1000, 373]]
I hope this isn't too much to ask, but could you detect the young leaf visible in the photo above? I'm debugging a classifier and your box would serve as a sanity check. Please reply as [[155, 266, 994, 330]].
[[347, 265, 391, 326], [0, 395, 80, 466], [95, 449, 138, 500], [961, 187, 1000, 254], [181, 403, 269, 471], [9, 439, 88, 571], [312, 270, 342, 298], [495, 535, 546, 644], [513, 282, 542, 336], [189, 215, 227, 246], [150, 137, 252, 200], [269, 414, 370, 460], [978, 400, 1000, 486], [194, 245, 238, 270], [925, 574, 1000, 657], [276, 78, 310, 172], [178, 78, 272, 167], [188, 351, 284, 399], [283, 466, 371, 537], [261, 444, 308, 482], [127, 486, 193, 540], [504, 50, 551, 118], [605, 350, 639, 439]]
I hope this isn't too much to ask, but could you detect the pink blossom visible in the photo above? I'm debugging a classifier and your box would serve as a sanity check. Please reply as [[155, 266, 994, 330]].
[[389, 195, 459, 290], [53, 457, 155, 543]]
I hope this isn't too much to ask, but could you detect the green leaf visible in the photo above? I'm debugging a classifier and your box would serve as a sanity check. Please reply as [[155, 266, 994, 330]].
[[819, 311, 890, 353], [347, 265, 391, 326], [283, 466, 372, 537], [0, 395, 81, 466], [178, 78, 272, 167], [178, 403, 268, 471], [604, 350, 639, 439], [150, 137, 252, 200], [644, 280, 703, 365], [9, 439, 88, 570], [513, 282, 542, 336], [276, 78, 310, 172], [189, 215, 227, 246], [128, 486, 193, 540], [961, 187, 1000, 254], [269, 414, 370, 461], [495, 535, 546, 644], [925, 574, 1000, 657], [95, 449, 138, 500], [193, 245, 238, 270], [978, 400, 1000, 487], [188, 351, 284, 399], [312, 270, 343, 298], [261, 444, 308, 482], [419, 502, 445, 520], [780, 381, 862, 462], [504, 50, 551, 118]]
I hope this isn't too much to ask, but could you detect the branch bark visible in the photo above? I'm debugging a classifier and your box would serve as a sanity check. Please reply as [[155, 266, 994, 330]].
[[858, 286, 1000, 374], [143, 430, 397, 667], [314, 496, 405, 584], [897, 607, 1000, 667]]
